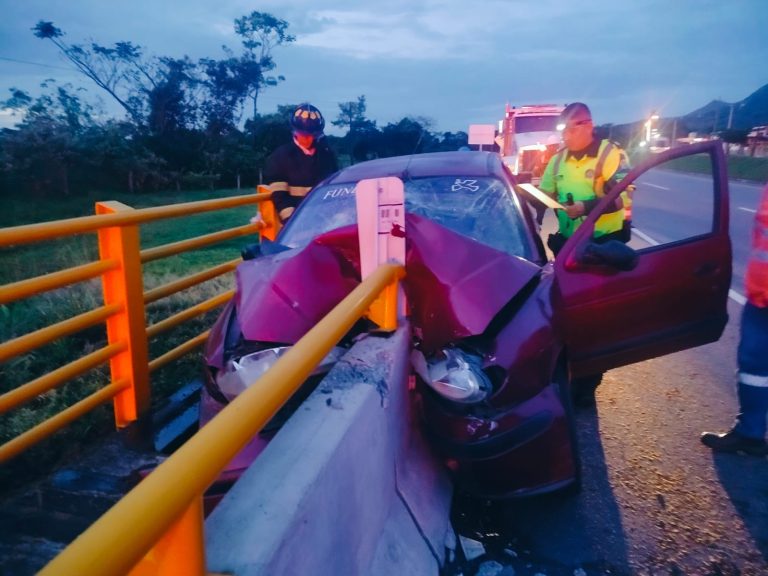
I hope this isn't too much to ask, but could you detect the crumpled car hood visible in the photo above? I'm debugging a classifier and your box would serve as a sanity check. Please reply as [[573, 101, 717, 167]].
[[207, 213, 540, 367]]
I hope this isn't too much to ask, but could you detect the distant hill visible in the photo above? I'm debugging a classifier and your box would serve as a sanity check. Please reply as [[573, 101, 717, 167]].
[[681, 83, 768, 133], [600, 82, 768, 146]]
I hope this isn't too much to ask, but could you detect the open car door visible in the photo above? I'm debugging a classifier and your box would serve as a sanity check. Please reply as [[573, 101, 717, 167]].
[[554, 140, 731, 378]]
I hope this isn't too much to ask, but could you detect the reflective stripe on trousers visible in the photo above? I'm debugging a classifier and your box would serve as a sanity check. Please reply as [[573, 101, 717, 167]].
[[734, 302, 768, 438]]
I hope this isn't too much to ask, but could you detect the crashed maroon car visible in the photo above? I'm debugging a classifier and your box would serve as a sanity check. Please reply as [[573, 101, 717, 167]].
[[202, 141, 731, 498]]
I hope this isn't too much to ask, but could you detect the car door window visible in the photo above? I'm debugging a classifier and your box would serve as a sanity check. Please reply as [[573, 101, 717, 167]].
[[555, 140, 730, 376], [629, 153, 716, 250]]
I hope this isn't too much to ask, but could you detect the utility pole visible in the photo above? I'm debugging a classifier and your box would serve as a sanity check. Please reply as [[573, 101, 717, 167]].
[[727, 103, 735, 130]]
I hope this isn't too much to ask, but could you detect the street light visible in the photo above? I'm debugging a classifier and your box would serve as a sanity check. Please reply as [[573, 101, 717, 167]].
[[645, 111, 659, 143]]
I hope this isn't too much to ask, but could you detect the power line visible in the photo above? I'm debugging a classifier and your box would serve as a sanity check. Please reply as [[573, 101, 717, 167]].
[[0, 55, 72, 72]]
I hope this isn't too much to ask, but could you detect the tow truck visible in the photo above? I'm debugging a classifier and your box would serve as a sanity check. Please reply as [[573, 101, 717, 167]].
[[497, 103, 564, 185]]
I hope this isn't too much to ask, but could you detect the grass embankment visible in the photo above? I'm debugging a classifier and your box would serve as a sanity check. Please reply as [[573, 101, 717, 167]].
[[633, 151, 768, 183], [0, 188, 257, 487]]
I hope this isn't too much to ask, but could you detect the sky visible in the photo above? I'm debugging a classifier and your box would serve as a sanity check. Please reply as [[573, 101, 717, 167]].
[[0, 0, 766, 135]]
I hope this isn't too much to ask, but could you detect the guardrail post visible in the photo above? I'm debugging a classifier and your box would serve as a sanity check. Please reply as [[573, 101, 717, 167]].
[[256, 185, 280, 241], [356, 177, 406, 331], [128, 497, 206, 576], [96, 201, 150, 427]]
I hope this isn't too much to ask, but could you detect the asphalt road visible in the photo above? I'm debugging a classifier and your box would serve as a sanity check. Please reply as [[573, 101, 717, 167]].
[[490, 297, 768, 575], [632, 169, 764, 291], [450, 172, 768, 576], [5, 169, 766, 576]]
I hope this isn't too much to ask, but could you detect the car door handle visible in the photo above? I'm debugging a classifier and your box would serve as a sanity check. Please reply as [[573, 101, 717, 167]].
[[693, 262, 718, 277]]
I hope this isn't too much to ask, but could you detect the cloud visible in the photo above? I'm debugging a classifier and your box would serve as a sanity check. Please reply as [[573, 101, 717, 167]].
[[0, 0, 765, 134], [294, 3, 529, 61], [0, 107, 24, 129], [296, 10, 442, 59]]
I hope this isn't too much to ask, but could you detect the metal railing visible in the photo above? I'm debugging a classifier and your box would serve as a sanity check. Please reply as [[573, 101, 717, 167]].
[[38, 262, 405, 576], [2, 181, 405, 574], [0, 189, 277, 462]]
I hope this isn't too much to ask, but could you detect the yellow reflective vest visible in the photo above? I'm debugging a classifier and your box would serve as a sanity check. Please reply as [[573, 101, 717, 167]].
[[540, 139, 625, 238]]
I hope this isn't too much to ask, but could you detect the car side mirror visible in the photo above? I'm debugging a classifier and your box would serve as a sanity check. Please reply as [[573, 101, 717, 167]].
[[241, 238, 292, 261], [575, 240, 639, 271], [241, 242, 262, 260]]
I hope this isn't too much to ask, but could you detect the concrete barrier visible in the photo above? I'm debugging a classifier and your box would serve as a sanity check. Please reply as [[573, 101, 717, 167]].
[[205, 324, 454, 575]]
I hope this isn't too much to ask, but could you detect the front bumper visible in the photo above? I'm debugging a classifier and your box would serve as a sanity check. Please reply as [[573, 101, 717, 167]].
[[420, 382, 576, 498]]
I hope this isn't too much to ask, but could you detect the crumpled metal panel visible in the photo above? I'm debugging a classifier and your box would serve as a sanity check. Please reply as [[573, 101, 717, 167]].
[[402, 214, 540, 352], [235, 234, 360, 344], [228, 212, 540, 354]]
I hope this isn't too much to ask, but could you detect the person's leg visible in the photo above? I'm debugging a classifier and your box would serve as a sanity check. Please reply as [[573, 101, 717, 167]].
[[733, 302, 768, 439], [701, 303, 768, 455]]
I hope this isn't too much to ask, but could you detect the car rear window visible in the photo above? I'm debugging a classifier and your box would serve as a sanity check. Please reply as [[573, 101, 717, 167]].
[[278, 176, 532, 259]]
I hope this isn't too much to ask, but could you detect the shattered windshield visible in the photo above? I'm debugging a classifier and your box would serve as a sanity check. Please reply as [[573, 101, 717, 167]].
[[278, 176, 531, 259]]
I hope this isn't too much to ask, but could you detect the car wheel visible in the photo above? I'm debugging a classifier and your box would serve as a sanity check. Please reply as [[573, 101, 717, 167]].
[[555, 362, 582, 495]]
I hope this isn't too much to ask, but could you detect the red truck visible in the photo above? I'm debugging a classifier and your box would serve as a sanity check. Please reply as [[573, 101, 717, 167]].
[[498, 103, 564, 184]]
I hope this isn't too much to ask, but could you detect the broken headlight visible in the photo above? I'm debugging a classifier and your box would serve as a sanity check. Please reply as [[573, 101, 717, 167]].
[[215, 346, 346, 401], [412, 347, 491, 404]]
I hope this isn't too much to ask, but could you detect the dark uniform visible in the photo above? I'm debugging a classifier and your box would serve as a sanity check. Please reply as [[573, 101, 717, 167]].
[[263, 138, 338, 222]]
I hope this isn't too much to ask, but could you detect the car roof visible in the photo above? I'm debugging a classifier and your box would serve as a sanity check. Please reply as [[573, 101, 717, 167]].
[[324, 151, 509, 184]]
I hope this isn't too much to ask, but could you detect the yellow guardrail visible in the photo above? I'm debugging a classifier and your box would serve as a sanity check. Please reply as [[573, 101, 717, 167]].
[[0, 190, 277, 462], [39, 262, 405, 576], [2, 181, 404, 575]]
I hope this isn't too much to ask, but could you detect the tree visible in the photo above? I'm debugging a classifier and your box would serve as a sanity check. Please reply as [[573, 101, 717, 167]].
[[380, 117, 436, 157], [33, 21, 199, 135], [331, 96, 379, 162], [0, 84, 95, 196], [244, 109, 293, 182], [77, 121, 166, 193], [146, 57, 198, 136], [33, 21, 145, 125], [333, 96, 370, 132], [199, 54, 249, 135], [234, 11, 295, 121], [435, 131, 469, 152]]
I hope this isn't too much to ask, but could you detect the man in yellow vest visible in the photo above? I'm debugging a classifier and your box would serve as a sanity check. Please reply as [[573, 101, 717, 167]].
[[540, 102, 632, 408], [539, 102, 629, 256]]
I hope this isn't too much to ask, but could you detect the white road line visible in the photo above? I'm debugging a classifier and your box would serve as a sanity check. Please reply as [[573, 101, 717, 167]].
[[738, 207, 757, 213], [643, 183, 669, 190], [632, 228, 745, 306], [631, 228, 659, 246]]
